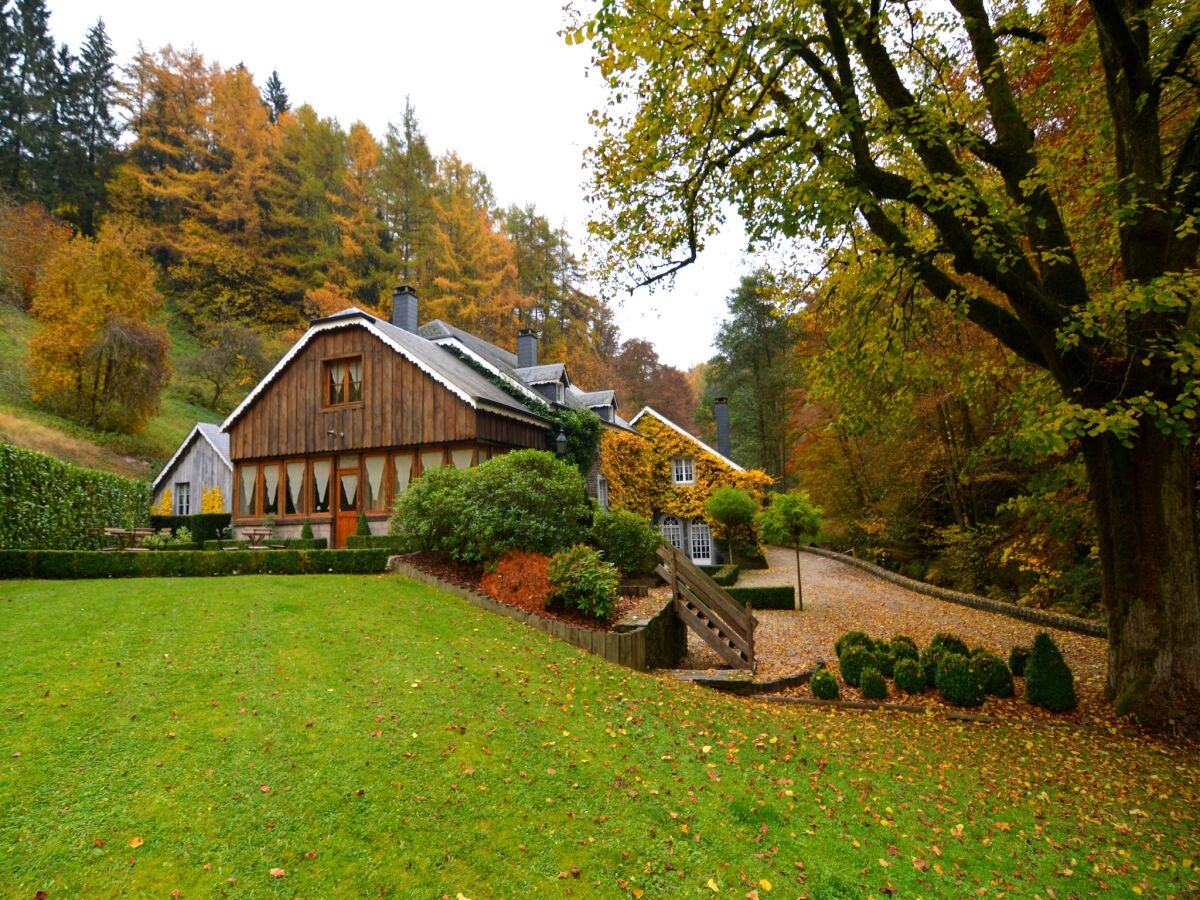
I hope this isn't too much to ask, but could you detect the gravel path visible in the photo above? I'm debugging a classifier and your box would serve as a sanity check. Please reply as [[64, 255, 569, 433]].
[[678, 547, 1111, 723]]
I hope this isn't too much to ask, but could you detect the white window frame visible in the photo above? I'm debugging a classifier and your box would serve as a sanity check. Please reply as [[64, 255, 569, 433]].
[[175, 481, 190, 516], [689, 519, 713, 565], [660, 515, 683, 549], [672, 456, 695, 485], [597, 474, 609, 510]]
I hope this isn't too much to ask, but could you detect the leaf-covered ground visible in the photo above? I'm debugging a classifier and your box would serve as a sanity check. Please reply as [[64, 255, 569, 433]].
[[1, 575, 1197, 897]]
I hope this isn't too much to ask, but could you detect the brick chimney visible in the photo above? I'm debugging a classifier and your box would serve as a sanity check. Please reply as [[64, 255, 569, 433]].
[[714, 396, 731, 458], [517, 328, 538, 368], [392, 285, 418, 333]]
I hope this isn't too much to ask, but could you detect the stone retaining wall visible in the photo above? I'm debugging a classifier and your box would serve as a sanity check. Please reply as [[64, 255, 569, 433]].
[[802, 546, 1107, 639], [388, 557, 687, 671]]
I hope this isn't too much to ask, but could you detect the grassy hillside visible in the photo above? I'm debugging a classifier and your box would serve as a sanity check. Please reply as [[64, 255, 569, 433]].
[[1, 574, 1196, 897], [0, 303, 223, 480]]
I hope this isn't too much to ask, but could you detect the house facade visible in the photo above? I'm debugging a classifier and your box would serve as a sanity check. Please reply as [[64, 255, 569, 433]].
[[215, 286, 629, 547], [151, 423, 232, 515], [599, 406, 774, 565]]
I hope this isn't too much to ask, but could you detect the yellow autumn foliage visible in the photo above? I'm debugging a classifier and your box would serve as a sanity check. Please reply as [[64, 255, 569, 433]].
[[201, 485, 225, 513], [600, 412, 774, 522], [157, 488, 173, 516]]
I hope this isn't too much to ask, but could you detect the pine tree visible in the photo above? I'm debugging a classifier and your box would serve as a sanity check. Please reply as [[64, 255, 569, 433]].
[[1, 0, 58, 195], [64, 18, 118, 234], [378, 98, 436, 286], [262, 68, 288, 123]]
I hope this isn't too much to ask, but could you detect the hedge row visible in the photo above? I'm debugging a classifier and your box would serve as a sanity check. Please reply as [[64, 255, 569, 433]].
[[200, 538, 328, 551], [0, 549, 391, 579], [345, 534, 407, 550], [150, 513, 232, 544], [0, 443, 151, 550], [727, 585, 796, 610]]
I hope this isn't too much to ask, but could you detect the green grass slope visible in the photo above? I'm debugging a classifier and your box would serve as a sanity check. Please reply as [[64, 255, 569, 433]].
[[0, 303, 222, 479], [0, 575, 1197, 897]]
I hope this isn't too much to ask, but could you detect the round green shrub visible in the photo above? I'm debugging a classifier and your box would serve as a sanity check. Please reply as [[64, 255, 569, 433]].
[[874, 644, 898, 677], [929, 632, 970, 658], [547, 544, 620, 620], [936, 652, 985, 707], [1009, 645, 1030, 677], [810, 667, 839, 700], [890, 635, 919, 660], [893, 657, 926, 695], [974, 652, 1015, 697], [835, 631, 874, 659], [589, 509, 665, 578], [859, 667, 888, 699], [839, 646, 878, 687], [919, 644, 945, 687], [1025, 631, 1077, 712]]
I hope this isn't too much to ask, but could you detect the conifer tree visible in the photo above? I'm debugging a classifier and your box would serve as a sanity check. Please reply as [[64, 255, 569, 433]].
[[262, 68, 288, 123], [378, 98, 436, 286]]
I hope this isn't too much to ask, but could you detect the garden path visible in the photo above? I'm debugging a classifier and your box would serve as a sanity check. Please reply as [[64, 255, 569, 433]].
[[678, 547, 1114, 726]]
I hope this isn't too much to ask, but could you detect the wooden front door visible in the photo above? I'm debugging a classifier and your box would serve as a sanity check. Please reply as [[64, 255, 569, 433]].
[[335, 459, 360, 548]]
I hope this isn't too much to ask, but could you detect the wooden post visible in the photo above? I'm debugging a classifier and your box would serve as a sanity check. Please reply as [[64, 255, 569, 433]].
[[746, 601, 755, 670], [670, 545, 680, 602]]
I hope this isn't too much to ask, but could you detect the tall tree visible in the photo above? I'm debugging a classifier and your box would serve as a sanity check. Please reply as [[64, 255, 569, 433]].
[[579, 0, 1200, 731], [64, 18, 119, 234], [262, 68, 288, 123], [612, 338, 696, 429], [0, 0, 58, 195], [378, 98, 436, 285], [708, 272, 803, 484]]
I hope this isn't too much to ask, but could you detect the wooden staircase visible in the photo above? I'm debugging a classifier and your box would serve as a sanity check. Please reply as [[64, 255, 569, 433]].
[[656, 545, 756, 671]]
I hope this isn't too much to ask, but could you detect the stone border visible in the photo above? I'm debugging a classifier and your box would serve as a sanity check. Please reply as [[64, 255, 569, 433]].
[[801, 546, 1107, 639], [388, 557, 686, 671]]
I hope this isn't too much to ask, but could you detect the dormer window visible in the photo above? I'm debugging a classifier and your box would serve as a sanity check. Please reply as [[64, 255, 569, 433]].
[[325, 357, 363, 407], [672, 456, 695, 484], [556, 381, 565, 404]]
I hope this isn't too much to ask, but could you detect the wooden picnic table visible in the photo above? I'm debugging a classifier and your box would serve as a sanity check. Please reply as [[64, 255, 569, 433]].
[[243, 528, 274, 549], [102, 527, 156, 550]]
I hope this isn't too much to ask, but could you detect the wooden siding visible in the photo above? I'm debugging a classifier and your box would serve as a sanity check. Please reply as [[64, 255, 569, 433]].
[[153, 437, 231, 513], [227, 325, 539, 460]]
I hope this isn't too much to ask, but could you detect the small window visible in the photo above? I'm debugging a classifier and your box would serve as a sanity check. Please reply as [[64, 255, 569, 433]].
[[597, 475, 609, 510], [672, 456, 695, 485], [237, 465, 258, 517], [660, 515, 683, 549], [325, 356, 363, 407], [556, 382, 565, 404], [175, 482, 190, 516]]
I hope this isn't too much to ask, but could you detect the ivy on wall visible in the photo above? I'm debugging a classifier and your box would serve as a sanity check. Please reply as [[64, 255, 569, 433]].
[[599, 413, 774, 523], [0, 443, 151, 549]]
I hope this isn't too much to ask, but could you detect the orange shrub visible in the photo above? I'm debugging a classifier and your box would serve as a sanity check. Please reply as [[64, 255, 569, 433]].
[[479, 550, 552, 609]]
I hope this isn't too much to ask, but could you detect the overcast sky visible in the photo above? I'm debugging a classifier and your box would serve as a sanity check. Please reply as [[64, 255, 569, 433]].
[[46, 0, 755, 369]]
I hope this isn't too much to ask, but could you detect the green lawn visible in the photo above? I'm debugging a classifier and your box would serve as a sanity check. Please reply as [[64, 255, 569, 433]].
[[1, 576, 1197, 898]]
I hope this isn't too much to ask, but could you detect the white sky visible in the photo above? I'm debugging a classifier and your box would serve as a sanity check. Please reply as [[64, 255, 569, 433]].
[[46, 0, 754, 369]]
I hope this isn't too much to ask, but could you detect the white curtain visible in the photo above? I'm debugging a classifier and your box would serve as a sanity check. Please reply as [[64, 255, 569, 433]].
[[328, 362, 346, 403], [348, 358, 363, 401], [262, 464, 280, 513], [239, 466, 257, 516], [364, 454, 385, 509], [450, 447, 474, 469], [421, 448, 444, 472], [311, 459, 331, 511], [393, 453, 413, 496], [286, 462, 305, 513]]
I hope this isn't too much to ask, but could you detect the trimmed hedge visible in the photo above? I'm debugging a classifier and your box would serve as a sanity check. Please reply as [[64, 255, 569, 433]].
[[710, 564, 740, 586], [726, 585, 795, 609], [150, 513, 231, 544], [0, 549, 390, 579], [201, 538, 327, 551], [345, 534, 405, 550], [0, 443, 150, 549]]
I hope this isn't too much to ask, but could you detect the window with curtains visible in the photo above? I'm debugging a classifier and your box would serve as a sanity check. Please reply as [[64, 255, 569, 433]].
[[285, 461, 305, 516], [311, 459, 331, 513], [391, 452, 413, 504], [237, 465, 258, 517], [325, 356, 363, 407], [363, 454, 387, 510], [262, 463, 280, 516], [672, 456, 695, 484]]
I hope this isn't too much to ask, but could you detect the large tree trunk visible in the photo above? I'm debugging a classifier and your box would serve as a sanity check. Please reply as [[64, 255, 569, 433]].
[[1082, 428, 1200, 734]]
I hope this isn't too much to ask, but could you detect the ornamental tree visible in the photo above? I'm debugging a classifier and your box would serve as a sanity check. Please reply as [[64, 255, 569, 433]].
[[575, 0, 1200, 733], [756, 491, 823, 610], [705, 485, 758, 565]]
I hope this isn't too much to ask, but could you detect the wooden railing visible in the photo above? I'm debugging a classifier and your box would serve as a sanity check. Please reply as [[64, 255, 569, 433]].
[[656, 545, 756, 670]]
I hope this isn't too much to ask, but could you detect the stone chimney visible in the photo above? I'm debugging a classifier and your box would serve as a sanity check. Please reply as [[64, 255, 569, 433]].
[[392, 285, 418, 333], [714, 396, 731, 458], [517, 328, 538, 368]]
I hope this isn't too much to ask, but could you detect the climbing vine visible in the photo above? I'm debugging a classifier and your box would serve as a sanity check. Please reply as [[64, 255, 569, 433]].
[[600, 413, 774, 522]]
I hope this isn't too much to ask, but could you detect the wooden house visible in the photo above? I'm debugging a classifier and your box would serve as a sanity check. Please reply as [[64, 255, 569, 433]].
[[217, 287, 630, 547], [151, 423, 232, 515]]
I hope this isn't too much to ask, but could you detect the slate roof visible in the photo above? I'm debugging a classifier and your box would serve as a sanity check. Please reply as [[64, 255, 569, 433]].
[[419, 319, 518, 371], [515, 364, 567, 385]]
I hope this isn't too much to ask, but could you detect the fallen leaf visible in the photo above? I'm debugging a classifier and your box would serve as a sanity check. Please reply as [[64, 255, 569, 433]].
[[707, 877, 720, 892], [129, 836, 143, 849], [304, 850, 318, 860], [269, 867, 286, 878]]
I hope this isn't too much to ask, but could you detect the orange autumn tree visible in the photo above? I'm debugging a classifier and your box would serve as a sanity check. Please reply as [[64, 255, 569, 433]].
[[28, 223, 170, 433]]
